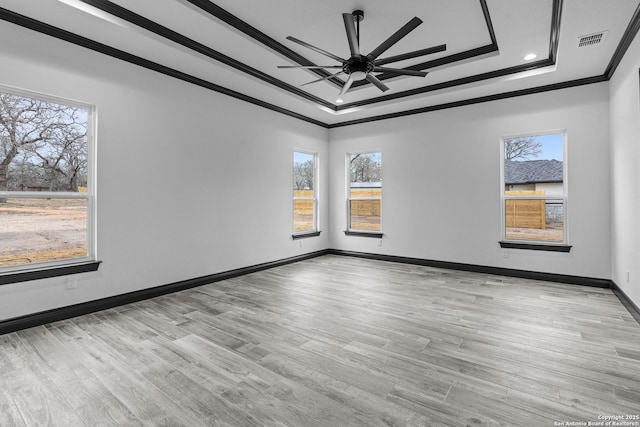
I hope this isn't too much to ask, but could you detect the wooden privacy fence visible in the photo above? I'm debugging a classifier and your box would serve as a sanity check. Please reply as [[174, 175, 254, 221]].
[[505, 190, 545, 229], [293, 190, 314, 213], [350, 188, 381, 217], [294, 188, 384, 217], [298, 188, 545, 229], [293, 190, 314, 232]]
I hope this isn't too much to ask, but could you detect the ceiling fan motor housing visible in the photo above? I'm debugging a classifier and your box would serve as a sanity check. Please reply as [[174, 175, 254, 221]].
[[343, 56, 375, 80]]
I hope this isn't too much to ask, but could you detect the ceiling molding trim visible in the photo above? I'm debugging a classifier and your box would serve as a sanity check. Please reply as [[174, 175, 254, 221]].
[[55, 0, 565, 112], [79, 0, 334, 109], [0, 7, 328, 128], [340, 0, 563, 109], [604, 0, 640, 79], [328, 75, 608, 128], [480, 0, 498, 46], [1, 1, 635, 130], [186, 0, 501, 95], [549, 0, 563, 63], [183, 0, 343, 89], [352, 0, 499, 87]]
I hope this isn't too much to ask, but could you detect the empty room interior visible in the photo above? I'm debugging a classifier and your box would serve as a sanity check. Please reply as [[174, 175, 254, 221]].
[[1, 0, 640, 425]]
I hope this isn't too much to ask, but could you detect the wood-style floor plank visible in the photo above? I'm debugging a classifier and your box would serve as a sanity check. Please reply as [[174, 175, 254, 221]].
[[1, 254, 639, 426], [0, 376, 27, 427]]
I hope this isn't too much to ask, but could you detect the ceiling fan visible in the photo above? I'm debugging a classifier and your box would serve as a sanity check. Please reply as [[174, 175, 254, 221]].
[[278, 10, 446, 96]]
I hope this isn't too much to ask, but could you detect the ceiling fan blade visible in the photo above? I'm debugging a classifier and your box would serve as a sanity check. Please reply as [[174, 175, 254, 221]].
[[278, 65, 343, 69], [367, 17, 423, 60], [365, 74, 390, 92], [286, 36, 346, 63], [301, 71, 344, 86], [374, 44, 446, 66], [373, 67, 427, 77], [342, 13, 360, 56], [340, 75, 355, 95]]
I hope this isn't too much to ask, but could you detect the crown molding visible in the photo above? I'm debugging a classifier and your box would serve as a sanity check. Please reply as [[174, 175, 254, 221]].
[[1, 0, 639, 128]]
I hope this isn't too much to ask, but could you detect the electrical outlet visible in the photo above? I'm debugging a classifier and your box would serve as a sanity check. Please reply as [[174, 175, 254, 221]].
[[299, 239, 303, 247], [627, 272, 630, 283], [66, 277, 77, 290], [502, 251, 509, 258]]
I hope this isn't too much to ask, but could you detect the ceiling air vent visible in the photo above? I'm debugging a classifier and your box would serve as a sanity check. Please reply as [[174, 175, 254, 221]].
[[577, 31, 608, 47]]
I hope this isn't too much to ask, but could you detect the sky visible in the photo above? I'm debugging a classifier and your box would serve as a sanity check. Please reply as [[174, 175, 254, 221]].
[[530, 133, 564, 161], [294, 151, 314, 164]]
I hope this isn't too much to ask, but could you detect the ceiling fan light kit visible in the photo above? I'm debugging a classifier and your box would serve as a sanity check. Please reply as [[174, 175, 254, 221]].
[[278, 10, 446, 97]]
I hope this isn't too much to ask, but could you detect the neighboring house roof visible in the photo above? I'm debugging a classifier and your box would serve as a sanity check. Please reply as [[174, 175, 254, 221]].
[[505, 159, 563, 185]]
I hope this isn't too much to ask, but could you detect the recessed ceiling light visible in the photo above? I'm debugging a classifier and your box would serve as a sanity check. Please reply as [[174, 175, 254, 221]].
[[336, 99, 344, 104], [523, 53, 537, 61]]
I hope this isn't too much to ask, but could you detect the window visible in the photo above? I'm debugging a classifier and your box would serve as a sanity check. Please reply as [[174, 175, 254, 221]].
[[501, 132, 566, 245], [347, 152, 382, 233], [0, 87, 95, 273], [293, 151, 317, 235]]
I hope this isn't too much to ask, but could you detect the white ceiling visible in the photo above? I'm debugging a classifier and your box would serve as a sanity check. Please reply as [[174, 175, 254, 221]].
[[1, 0, 638, 127]]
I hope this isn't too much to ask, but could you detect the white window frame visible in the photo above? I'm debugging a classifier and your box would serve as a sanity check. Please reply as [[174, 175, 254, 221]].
[[346, 151, 382, 233], [0, 84, 97, 273], [500, 130, 568, 245], [292, 150, 318, 235]]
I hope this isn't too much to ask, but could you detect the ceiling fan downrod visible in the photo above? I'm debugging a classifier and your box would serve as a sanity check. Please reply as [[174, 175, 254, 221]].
[[352, 10, 364, 46]]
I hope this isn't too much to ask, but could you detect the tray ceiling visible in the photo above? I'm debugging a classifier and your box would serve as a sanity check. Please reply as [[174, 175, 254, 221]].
[[0, 0, 638, 127]]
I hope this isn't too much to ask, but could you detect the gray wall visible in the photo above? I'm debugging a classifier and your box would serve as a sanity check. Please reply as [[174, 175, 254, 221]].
[[610, 29, 640, 309], [329, 84, 611, 280], [0, 23, 329, 320]]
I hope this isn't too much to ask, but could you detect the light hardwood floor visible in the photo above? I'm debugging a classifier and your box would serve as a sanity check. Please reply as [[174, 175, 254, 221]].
[[1, 255, 640, 426]]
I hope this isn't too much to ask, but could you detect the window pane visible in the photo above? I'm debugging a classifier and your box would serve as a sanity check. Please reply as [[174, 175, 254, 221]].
[[293, 199, 314, 232], [0, 93, 88, 192], [293, 151, 316, 233], [293, 152, 314, 195], [350, 152, 381, 184], [348, 152, 382, 232], [1, 90, 93, 270], [504, 133, 563, 196], [505, 199, 564, 242], [350, 200, 381, 231], [0, 198, 88, 267]]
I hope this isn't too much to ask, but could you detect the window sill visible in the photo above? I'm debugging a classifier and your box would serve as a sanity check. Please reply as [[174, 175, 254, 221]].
[[344, 231, 384, 239], [0, 261, 102, 286], [292, 231, 321, 240], [499, 241, 572, 252]]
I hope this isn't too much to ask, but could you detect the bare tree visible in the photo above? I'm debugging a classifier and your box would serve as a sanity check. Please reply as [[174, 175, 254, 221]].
[[25, 107, 88, 191], [504, 136, 542, 161], [0, 93, 87, 197], [293, 159, 314, 190], [350, 153, 381, 183]]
